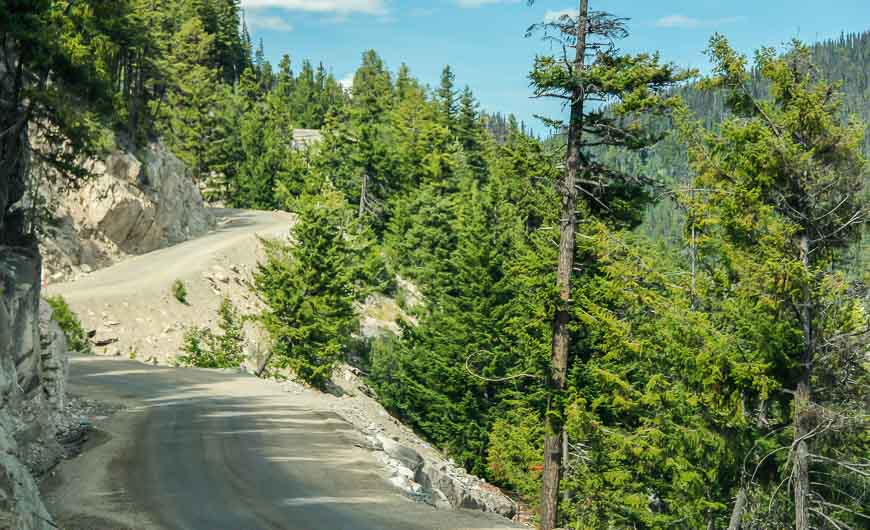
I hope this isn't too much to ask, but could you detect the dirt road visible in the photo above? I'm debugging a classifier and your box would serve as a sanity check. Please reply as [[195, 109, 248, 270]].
[[42, 209, 519, 530], [44, 357, 518, 530]]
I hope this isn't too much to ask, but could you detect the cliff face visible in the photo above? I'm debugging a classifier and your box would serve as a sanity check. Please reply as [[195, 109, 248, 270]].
[[39, 140, 214, 283], [0, 247, 68, 530]]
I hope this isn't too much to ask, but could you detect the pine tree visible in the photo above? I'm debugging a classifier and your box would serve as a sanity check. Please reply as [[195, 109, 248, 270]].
[[348, 50, 394, 227], [526, 2, 691, 527], [0, 0, 122, 240], [437, 65, 458, 128], [681, 36, 870, 529], [255, 187, 358, 388], [395, 63, 416, 102], [457, 86, 487, 181], [164, 16, 220, 182]]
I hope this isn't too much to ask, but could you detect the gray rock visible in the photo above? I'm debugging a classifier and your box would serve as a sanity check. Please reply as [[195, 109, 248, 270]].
[[0, 247, 64, 529], [377, 435, 423, 472], [37, 139, 214, 282], [415, 460, 516, 518]]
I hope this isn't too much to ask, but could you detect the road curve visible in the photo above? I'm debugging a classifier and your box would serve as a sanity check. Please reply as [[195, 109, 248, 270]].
[[43, 209, 520, 530], [47, 209, 293, 303], [45, 357, 519, 530]]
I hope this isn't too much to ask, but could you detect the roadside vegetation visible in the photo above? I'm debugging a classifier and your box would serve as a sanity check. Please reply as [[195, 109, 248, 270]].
[[177, 298, 245, 368], [8, 0, 868, 528], [171, 279, 188, 305], [45, 296, 91, 354]]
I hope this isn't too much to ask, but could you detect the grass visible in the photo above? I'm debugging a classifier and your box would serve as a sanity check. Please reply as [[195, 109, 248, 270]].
[[172, 279, 188, 304], [45, 295, 92, 354]]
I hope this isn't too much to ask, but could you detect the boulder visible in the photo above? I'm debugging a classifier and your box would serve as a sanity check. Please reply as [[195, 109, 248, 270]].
[[416, 460, 516, 518], [376, 435, 423, 472]]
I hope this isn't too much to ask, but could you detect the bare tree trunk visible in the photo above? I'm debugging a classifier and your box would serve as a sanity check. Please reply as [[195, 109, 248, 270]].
[[540, 1, 588, 529], [727, 487, 747, 530], [793, 232, 813, 530]]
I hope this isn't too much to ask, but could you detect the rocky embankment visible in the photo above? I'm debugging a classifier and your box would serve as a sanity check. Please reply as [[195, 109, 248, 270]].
[[327, 366, 519, 520], [0, 247, 69, 529], [37, 140, 213, 284]]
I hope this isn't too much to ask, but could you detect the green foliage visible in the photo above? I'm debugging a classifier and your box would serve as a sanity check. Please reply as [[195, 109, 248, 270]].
[[45, 296, 91, 354], [161, 16, 220, 181], [17, 4, 870, 527], [254, 187, 359, 389], [487, 408, 544, 500], [177, 298, 245, 368], [1, 0, 124, 241], [171, 279, 188, 304], [675, 36, 870, 528]]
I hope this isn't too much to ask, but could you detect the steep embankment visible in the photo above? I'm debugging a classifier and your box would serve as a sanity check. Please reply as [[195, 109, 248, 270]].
[[45, 209, 292, 364], [0, 247, 69, 530]]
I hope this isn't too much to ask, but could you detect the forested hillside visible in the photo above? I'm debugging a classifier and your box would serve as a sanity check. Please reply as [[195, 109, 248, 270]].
[[5, 2, 868, 529], [623, 32, 870, 272]]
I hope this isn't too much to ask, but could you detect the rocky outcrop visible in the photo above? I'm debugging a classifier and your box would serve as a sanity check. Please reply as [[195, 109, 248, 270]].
[[364, 430, 516, 518], [1, 246, 69, 529], [333, 364, 517, 520], [39, 140, 214, 283]]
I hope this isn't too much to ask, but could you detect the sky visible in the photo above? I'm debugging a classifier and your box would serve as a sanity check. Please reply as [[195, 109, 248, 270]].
[[242, 0, 870, 133]]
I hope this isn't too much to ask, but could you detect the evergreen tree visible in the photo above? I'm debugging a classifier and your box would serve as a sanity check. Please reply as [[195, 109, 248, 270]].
[[526, 2, 691, 527], [437, 65, 458, 128], [255, 187, 358, 389], [457, 86, 488, 181], [681, 36, 870, 529], [347, 50, 394, 227], [395, 63, 416, 102], [0, 0, 122, 240], [164, 16, 220, 181]]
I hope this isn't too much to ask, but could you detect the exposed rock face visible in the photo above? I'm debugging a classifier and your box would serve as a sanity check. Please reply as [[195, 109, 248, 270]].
[[335, 364, 517, 520], [416, 460, 517, 517], [0, 246, 68, 529], [362, 429, 516, 518], [39, 140, 214, 283]]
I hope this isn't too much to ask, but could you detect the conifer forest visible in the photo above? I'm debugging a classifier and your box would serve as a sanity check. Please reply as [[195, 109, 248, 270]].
[[1, 1, 868, 529]]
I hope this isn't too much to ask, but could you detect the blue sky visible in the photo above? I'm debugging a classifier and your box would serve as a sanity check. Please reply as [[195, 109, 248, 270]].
[[242, 1, 870, 132]]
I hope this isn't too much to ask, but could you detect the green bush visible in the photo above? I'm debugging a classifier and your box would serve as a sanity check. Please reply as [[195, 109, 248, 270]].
[[177, 298, 245, 368], [45, 296, 91, 353], [171, 279, 188, 304]]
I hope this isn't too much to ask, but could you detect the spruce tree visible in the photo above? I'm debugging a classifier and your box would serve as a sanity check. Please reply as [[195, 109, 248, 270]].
[[255, 187, 358, 389], [681, 36, 870, 529], [457, 86, 488, 181], [164, 16, 220, 182], [437, 65, 458, 128]]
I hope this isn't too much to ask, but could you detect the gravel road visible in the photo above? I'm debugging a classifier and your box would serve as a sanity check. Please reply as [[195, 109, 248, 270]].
[[42, 209, 520, 530]]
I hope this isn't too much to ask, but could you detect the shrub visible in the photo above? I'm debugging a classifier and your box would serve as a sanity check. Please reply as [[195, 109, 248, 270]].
[[177, 298, 245, 368], [45, 295, 91, 353], [171, 279, 188, 304]]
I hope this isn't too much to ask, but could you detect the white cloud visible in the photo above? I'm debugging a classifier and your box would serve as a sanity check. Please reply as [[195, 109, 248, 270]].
[[655, 14, 742, 29], [241, 0, 387, 15], [338, 73, 354, 91], [456, 0, 519, 8], [246, 13, 294, 31], [543, 8, 575, 23]]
